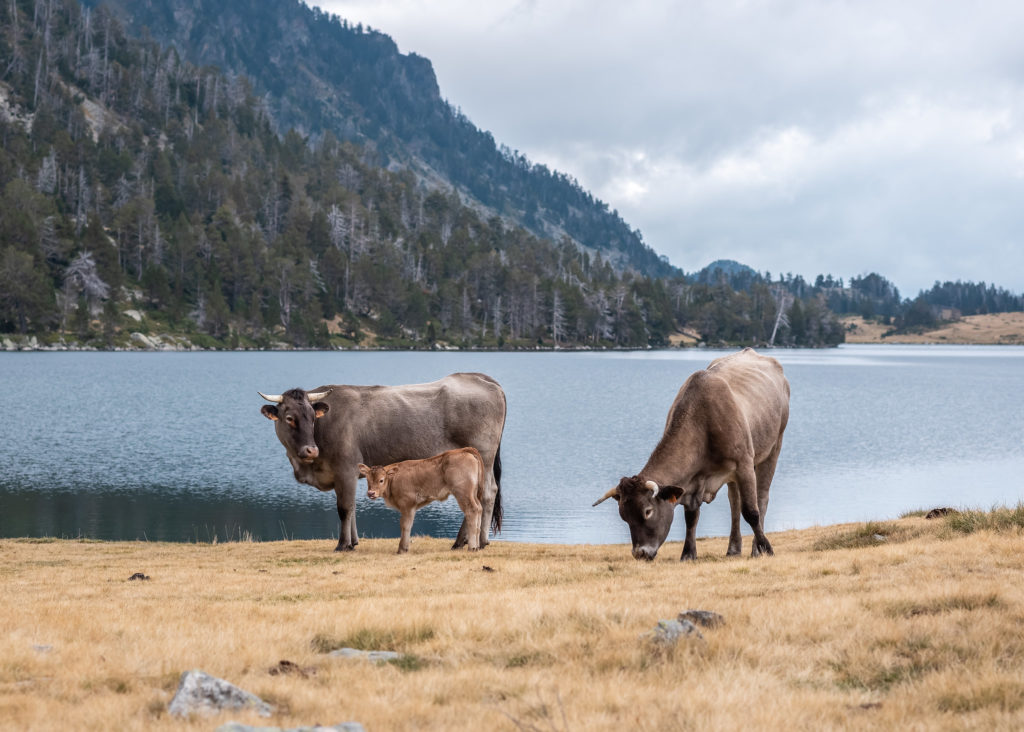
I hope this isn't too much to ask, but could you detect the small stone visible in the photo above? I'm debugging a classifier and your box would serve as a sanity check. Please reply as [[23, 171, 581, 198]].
[[32, 644, 53, 653], [168, 669, 273, 718], [128, 572, 150, 581], [925, 507, 957, 519], [647, 619, 703, 646], [327, 648, 401, 663], [678, 610, 725, 629]]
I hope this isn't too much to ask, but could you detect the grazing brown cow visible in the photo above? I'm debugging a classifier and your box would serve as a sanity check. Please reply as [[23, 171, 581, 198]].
[[358, 447, 486, 554], [593, 348, 790, 561]]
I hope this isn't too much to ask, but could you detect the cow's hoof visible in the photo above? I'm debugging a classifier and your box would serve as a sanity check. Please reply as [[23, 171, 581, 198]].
[[334, 543, 355, 552], [450, 540, 466, 550], [467, 546, 480, 552]]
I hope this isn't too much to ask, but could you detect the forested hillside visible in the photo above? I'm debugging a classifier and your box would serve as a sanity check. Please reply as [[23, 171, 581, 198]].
[[0, 0, 847, 349], [80, 0, 676, 279]]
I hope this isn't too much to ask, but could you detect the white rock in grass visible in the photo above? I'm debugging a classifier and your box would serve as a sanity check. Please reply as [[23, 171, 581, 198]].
[[327, 648, 401, 663], [646, 619, 703, 646], [168, 669, 273, 718]]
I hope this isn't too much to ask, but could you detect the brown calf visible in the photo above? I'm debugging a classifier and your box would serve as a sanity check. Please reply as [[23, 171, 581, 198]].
[[358, 447, 486, 554]]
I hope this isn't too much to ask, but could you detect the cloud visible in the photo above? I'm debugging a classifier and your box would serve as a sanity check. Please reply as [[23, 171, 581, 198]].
[[318, 0, 1024, 293]]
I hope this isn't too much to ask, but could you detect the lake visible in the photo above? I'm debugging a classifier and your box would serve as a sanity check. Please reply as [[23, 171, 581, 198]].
[[1, 345, 1022, 547]]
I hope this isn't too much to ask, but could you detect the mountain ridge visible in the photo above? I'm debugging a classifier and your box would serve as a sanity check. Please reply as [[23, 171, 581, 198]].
[[83, 0, 677, 278]]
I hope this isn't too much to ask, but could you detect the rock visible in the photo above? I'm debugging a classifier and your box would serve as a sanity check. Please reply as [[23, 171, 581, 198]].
[[678, 610, 725, 629], [123, 309, 143, 322], [32, 644, 53, 653], [646, 619, 703, 646], [327, 648, 401, 663], [128, 572, 150, 581], [167, 669, 273, 719], [130, 332, 156, 349], [925, 507, 958, 519], [216, 723, 365, 732]]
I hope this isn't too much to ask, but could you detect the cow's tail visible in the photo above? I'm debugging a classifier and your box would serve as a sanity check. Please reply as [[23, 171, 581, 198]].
[[490, 443, 503, 535]]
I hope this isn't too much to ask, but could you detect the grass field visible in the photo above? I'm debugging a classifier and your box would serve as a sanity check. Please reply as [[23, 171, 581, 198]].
[[2, 509, 1024, 731]]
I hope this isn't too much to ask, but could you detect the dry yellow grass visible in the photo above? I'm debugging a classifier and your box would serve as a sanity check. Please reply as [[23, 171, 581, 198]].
[[2, 518, 1024, 731], [843, 313, 1024, 344]]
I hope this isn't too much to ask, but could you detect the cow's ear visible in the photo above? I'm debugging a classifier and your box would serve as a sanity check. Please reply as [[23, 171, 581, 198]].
[[313, 402, 330, 419], [657, 485, 685, 504], [357, 463, 370, 477], [261, 405, 279, 422]]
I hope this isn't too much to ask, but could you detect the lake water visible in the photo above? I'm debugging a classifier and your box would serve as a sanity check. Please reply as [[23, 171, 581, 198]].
[[1, 346, 1022, 547]]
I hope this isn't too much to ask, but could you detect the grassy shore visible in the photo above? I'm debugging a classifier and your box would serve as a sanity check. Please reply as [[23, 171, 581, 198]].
[[2, 510, 1024, 731], [843, 312, 1024, 345]]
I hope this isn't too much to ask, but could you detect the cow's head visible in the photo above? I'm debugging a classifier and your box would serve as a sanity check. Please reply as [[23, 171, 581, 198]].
[[358, 463, 394, 500], [259, 389, 331, 463], [592, 475, 684, 560]]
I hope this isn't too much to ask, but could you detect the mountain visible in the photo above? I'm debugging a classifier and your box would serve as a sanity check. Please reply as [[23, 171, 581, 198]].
[[81, 0, 677, 279], [0, 0, 849, 350]]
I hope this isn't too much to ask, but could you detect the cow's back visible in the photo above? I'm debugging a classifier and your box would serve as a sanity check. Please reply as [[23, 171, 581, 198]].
[[313, 373, 505, 468], [705, 348, 789, 451]]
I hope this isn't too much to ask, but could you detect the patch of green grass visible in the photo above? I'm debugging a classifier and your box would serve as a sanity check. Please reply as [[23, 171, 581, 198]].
[[884, 592, 1002, 618], [943, 504, 1024, 535], [832, 636, 949, 692], [312, 625, 436, 653], [937, 682, 1024, 713], [899, 509, 929, 518], [387, 654, 426, 672], [504, 651, 556, 669], [812, 521, 919, 551]]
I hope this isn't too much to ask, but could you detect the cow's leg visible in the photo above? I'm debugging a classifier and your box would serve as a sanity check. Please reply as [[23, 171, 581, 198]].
[[453, 462, 496, 550], [736, 462, 773, 557], [681, 505, 701, 561], [398, 509, 416, 554], [454, 491, 483, 551], [754, 440, 783, 537], [334, 479, 358, 552], [451, 520, 468, 550], [726, 482, 742, 556]]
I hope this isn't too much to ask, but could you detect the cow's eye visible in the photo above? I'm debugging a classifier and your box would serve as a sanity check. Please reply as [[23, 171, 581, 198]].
[[285, 417, 297, 428], [643, 507, 654, 520]]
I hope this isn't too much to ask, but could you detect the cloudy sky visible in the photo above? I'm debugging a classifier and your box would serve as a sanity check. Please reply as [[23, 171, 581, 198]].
[[318, 0, 1024, 295]]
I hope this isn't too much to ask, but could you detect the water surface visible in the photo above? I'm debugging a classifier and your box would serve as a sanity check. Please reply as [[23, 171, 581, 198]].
[[1, 346, 1022, 546]]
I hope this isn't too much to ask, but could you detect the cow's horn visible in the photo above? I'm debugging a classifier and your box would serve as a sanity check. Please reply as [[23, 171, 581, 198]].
[[645, 480, 659, 496], [258, 392, 283, 403], [307, 390, 332, 401], [592, 487, 620, 507]]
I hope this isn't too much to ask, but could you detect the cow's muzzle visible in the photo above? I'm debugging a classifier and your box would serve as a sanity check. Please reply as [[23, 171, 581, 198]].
[[632, 546, 658, 561], [298, 445, 319, 462]]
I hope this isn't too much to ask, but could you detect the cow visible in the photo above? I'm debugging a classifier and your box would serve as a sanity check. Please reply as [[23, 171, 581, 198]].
[[259, 372, 506, 552], [358, 447, 486, 554], [593, 348, 790, 561]]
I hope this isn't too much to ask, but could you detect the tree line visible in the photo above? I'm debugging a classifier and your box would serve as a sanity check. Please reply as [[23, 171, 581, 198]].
[[2, 0, 1014, 351]]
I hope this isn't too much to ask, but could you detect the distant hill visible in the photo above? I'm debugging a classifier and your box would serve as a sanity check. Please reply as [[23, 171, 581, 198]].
[[81, 0, 678, 278], [693, 259, 758, 283]]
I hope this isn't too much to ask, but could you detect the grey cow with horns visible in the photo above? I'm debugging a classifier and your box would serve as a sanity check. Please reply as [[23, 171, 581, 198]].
[[259, 372, 506, 551], [593, 348, 790, 561]]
